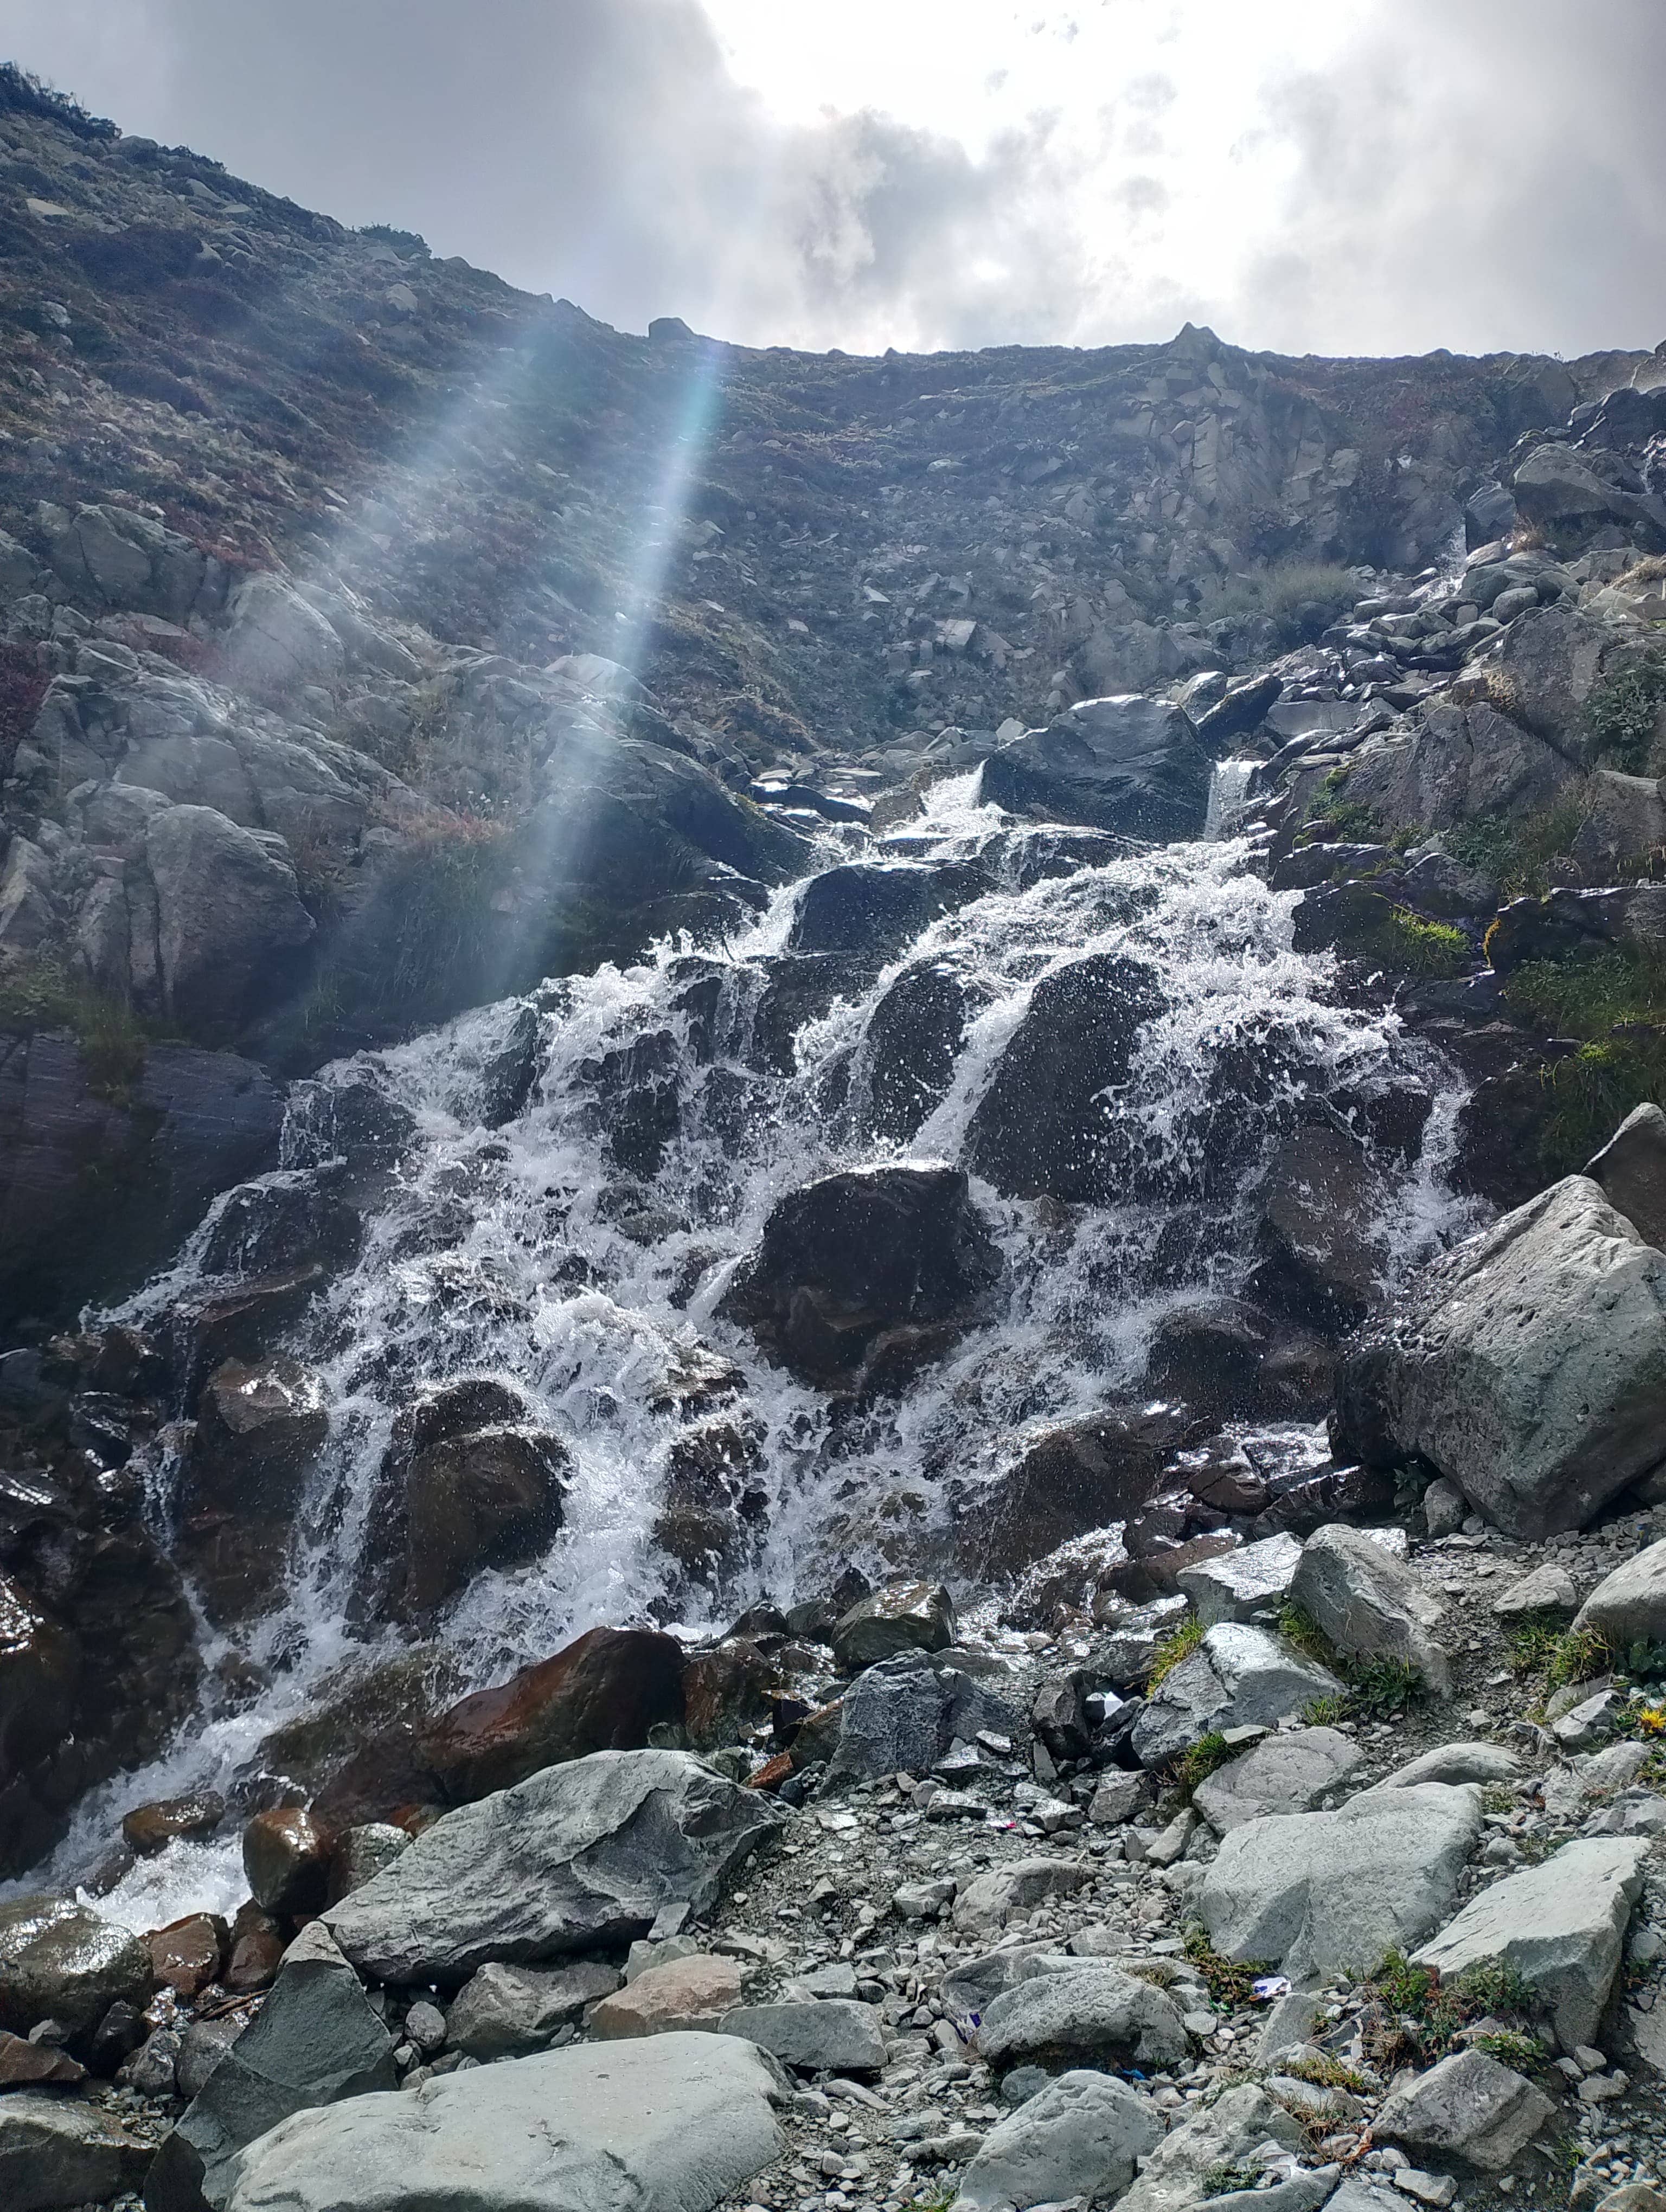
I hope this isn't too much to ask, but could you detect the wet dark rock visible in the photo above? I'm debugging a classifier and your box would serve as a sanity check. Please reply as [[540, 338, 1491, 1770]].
[[1194, 673, 1283, 748], [747, 953, 873, 1076], [581, 1028, 682, 1179], [254, 1650, 467, 1801], [856, 958, 982, 1143], [956, 1403, 1206, 1579], [1145, 1298, 1336, 1421], [166, 1265, 328, 1398], [787, 860, 992, 962], [121, 1791, 225, 1858], [242, 1805, 335, 1919], [1249, 1119, 1393, 1330], [283, 1068, 418, 1182], [831, 1580, 956, 1669], [223, 1903, 285, 1997], [175, 1356, 328, 1626], [965, 953, 1165, 1204], [720, 1165, 1005, 1390], [145, 1913, 227, 2001], [0, 1032, 284, 1338], [400, 1424, 569, 1618], [197, 1166, 364, 1281], [682, 1637, 782, 1751], [0, 1899, 154, 2048], [979, 697, 1212, 839], [0, 2024, 86, 2087]]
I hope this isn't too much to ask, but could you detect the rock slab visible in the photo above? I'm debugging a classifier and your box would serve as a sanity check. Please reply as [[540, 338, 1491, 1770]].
[[1375, 2048, 1555, 2171], [951, 2067, 1164, 2212]]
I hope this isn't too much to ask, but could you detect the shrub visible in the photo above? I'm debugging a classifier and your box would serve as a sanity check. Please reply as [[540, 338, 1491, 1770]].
[[357, 224, 431, 259], [1442, 801, 1585, 897], [1200, 562, 1358, 648], [1367, 1950, 1539, 2065], [1586, 653, 1666, 774], [0, 959, 152, 1103]]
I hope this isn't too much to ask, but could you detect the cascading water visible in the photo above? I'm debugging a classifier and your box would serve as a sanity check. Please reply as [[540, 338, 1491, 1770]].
[[35, 770, 1479, 1924]]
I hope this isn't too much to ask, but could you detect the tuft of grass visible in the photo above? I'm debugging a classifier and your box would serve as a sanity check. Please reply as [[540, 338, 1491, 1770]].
[[1507, 1617, 1609, 1696], [1442, 802, 1585, 898], [1278, 1603, 1335, 1666], [1200, 561, 1359, 648], [1148, 1615, 1205, 1691], [1203, 2161, 1267, 2200], [0, 959, 155, 1103], [1280, 2050, 1370, 2093], [1504, 946, 1666, 1037], [1369, 909, 1470, 979], [1174, 1730, 1234, 1796], [1344, 1655, 1422, 1720], [1586, 652, 1666, 773], [1302, 1694, 1346, 1727], [1182, 1926, 1272, 2010], [1368, 1950, 1539, 2065], [1472, 2029, 1547, 2068]]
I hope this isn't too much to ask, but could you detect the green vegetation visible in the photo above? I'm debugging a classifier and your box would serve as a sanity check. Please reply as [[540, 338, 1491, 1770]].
[[1200, 562, 1359, 649], [357, 223, 431, 259], [1498, 943, 1666, 1173], [1147, 1615, 1204, 1690], [1585, 652, 1666, 773], [1283, 1602, 1425, 1719], [1183, 1926, 1272, 2010], [1277, 1603, 1332, 1664], [1505, 1617, 1609, 1695], [1504, 944, 1666, 1036], [1472, 2029, 1550, 2068], [0, 959, 155, 1103], [1442, 800, 1586, 897], [1368, 1949, 1539, 2063], [1280, 2050, 1370, 2093], [1203, 2162, 1266, 2200], [1173, 1730, 1234, 1796]]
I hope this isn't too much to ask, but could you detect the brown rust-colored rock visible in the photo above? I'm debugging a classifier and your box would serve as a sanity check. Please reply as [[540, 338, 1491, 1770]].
[[120, 1790, 224, 1859], [145, 1912, 227, 1999], [224, 1900, 286, 1995], [242, 1805, 335, 1919]]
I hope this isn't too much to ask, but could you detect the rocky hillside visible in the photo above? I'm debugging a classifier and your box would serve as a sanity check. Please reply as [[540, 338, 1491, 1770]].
[[5, 54, 1666, 2212]]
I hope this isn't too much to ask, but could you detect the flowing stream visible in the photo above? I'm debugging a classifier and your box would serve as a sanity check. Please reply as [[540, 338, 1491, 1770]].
[[33, 770, 1476, 1922]]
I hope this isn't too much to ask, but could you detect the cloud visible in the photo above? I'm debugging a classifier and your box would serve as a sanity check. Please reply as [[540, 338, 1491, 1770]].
[[3, 0, 1664, 359]]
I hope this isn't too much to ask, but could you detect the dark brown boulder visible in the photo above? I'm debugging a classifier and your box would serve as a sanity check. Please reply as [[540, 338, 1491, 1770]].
[[402, 1425, 568, 1616], [120, 1791, 225, 1859], [0, 1899, 155, 2045], [0, 2025, 85, 2085], [224, 1901, 286, 1995], [242, 1806, 334, 1918], [719, 1165, 1004, 1390], [175, 1356, 328, 1625], [954, 1402, 1207, 1579], [146, 1912, 227, 1999], [683, 1638, 782, 1751]]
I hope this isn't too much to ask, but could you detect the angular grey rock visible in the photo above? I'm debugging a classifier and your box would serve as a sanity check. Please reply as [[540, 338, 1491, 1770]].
[[1177, 1533, 1303, 1626], [0, 2090, 152, 2212], [1492, 1564, 1578, 1617], [225, 571, 346, 691], [978, 695, 1212, 840], [951, 2067, 1164, 2212], [145, 803, 315, 1033], [1572, 1539, 1666, 1649], [175, 2017, 244, 2102], [1199, 1783, 1483, 1978], [1193, 1727, 1363, 1834], [1410, 1837, 1650, 2051], [0, 1898, 154, 2041], [1116, 2084, 1310, 2212], [1375, 2048, 1556, 2171], [951, 1857, 1092, 1935], [719, 1997, 886, 2073], [1423, 1478, 1465, 1538], [824, 1649, 1024, 1787], [329, 1822, 412, 1901], [1131, 1623, 1341, 1766], [1333, 1176, 1666, 1539], [1586, 1104, 1666, 1253], [977, 1965, 1190, 2074], [1291, 1523, 1453, 1696], [446, 1959, 620, 2059], [323, 1749, 785, 1985], [1366, 1742, 1519, 1792], [144, 1921, 394, 2212], [219, 2033, 786, 2212], [1341, 700, 1575, 838], [831, 1582, 956, 1670], [940, 1943, 1074, 2023], [1088, 1770, 1154, 1827]]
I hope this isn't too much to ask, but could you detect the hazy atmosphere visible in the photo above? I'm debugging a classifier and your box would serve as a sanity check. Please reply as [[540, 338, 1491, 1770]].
[[4, 0, 1665, 356]]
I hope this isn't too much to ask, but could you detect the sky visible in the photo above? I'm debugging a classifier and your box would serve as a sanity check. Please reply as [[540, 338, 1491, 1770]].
[[3, 0, 1664, 362]]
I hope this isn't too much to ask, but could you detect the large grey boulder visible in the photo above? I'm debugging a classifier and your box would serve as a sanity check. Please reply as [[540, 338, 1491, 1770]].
[[951, 1859, 1092, 1936], [145, 804, 316, 1034], [0, 2091, 152, 2212], [1332, 1175, 1666, 1539], [824, 1648, 1024, 1787], [1374, 2048, 1555, 2171], [1494, 603, 1651, 757], [1193, 1727, 1363, 1834], [1115, 2084, 1312, 2212], [445, 1959, 621, 2060], [1367, 1742, 1519, 1792], [1513, 447, 1666, 553], [1586, 1104, 1666, 1252], [978, 695, 1212, 840], [1410, 1837, 1650, 2051], [1290, 1523, 1453, 1695], [1177, 1533, 1303, 1626], [1339, 700, 1575, 837], [951, 2068, 1164, 2212], [1572, 1539, 1666, 1650], [831, 1580, 955, 1669], [1199, 1783, 1483, 1978], [225, 572, 346, 692], [322, 1749, 785, 1985], [977, 1964, 1190, 2074], [1131, 1623, 1341, 1766], [219, 2034, 786, 2212], [46, 501, 208, 622], [719, 1998, 886, 2073], [143, 1922, 394, 2212]]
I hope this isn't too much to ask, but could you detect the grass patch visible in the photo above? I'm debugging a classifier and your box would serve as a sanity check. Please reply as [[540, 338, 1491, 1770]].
[[0, 959, 156, 1103], [1200, 562, 1359, 649], [1202, 2162, 1266, 2200], [1499, 944, 1666, 1172], [1277, 1603, 1334, 1665], [1182, 1927, 1273, 2010], [1302, 1694, 1346, 1727], [1280, 2050, 1370, 2094], [1506, 1617, 1607, 1694], [1442, 801, 1586, 898], [1281, 1604, 1425, 1720], [1472, 2029, 1549, 2068], [1367, 1949, 1539, 2065], [1173, 1730, 1234, 1796], [1148, 1616, 1204, 1690], [1504, 946, 1666, 1036], [1586, 652, 1666, 773]]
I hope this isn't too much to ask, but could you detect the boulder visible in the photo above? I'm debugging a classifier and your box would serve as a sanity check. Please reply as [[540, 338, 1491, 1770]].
[[977, 1964, 1190, 2074], [216, 2034, 785, 2212], [1492, 605, 1637, 758], [0, 1899, 153, 2046], [1340, 701, 1577, 836], [1115, 2085, 1311, 2212], [322, 1750, 785, 1986], [145, 1921, 394, 2212], [823, 1649, 1025, 1788], [1290, 1523, 1453, 1695], [1146, 1297, 1335, 1422], [1177, 1533, 1303, 1626], [327, 1822, 410, 1902], [145, 805, 316, 1036], [959, 1401, 1200, 1578], [591, 1954, 740, 2039], [1492, 1563, 1578, 1616], [1130, 1624, 1341, 1766], [1572, 1540, 1666, 1649], [1587, 1104, 1666, 1252], [0, 2091, 151, 2212], [397, 1424, 569, 1617], [681, 1637, 781, 1751], [1409, 1837, 1650, 2052], [1374, 2048, 1555, 2171], [964, 954, 1165, 1204], [831, 1581, 954, 1669], [242, 1807, 334, 1919], [121, 1792, 225, 1858], [718, 1166, 1004, 1390], [225, 572, 346, 692], [0, 2030, 85, 2087], [857, 959, 982, 1143], [1512, 446, 1666, 550], [719, 1997, 886, 2073], [175, 1356, 327, 1626], [978, 697, 1212, 839], [148, 1915, 227, 2002], [446, 1959, 620, 2060], [952, 1859, 1093, 1937], [1198, 1783, 1483, 1978], [787, 860, 992, 963], [951, 2067, 1164, 2212], [1368, 1742, 1520, 1791], [46, 501, 206, 622], [1193, 1727, 1363, 1834], [1251, 1122, 1391, 1328], [1332, 1175, 1666, 1539]]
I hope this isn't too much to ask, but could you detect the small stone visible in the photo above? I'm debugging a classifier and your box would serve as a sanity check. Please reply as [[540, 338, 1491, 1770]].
[[1394, 2170, 1457, 2207], [1491, 1566, 1578, 1617], [404, 2001, 446, 2055], [591, 1954, 743, 2039]]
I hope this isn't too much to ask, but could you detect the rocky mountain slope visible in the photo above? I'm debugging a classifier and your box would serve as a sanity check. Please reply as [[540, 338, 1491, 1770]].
[[3, 54, 1666, 2212]]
